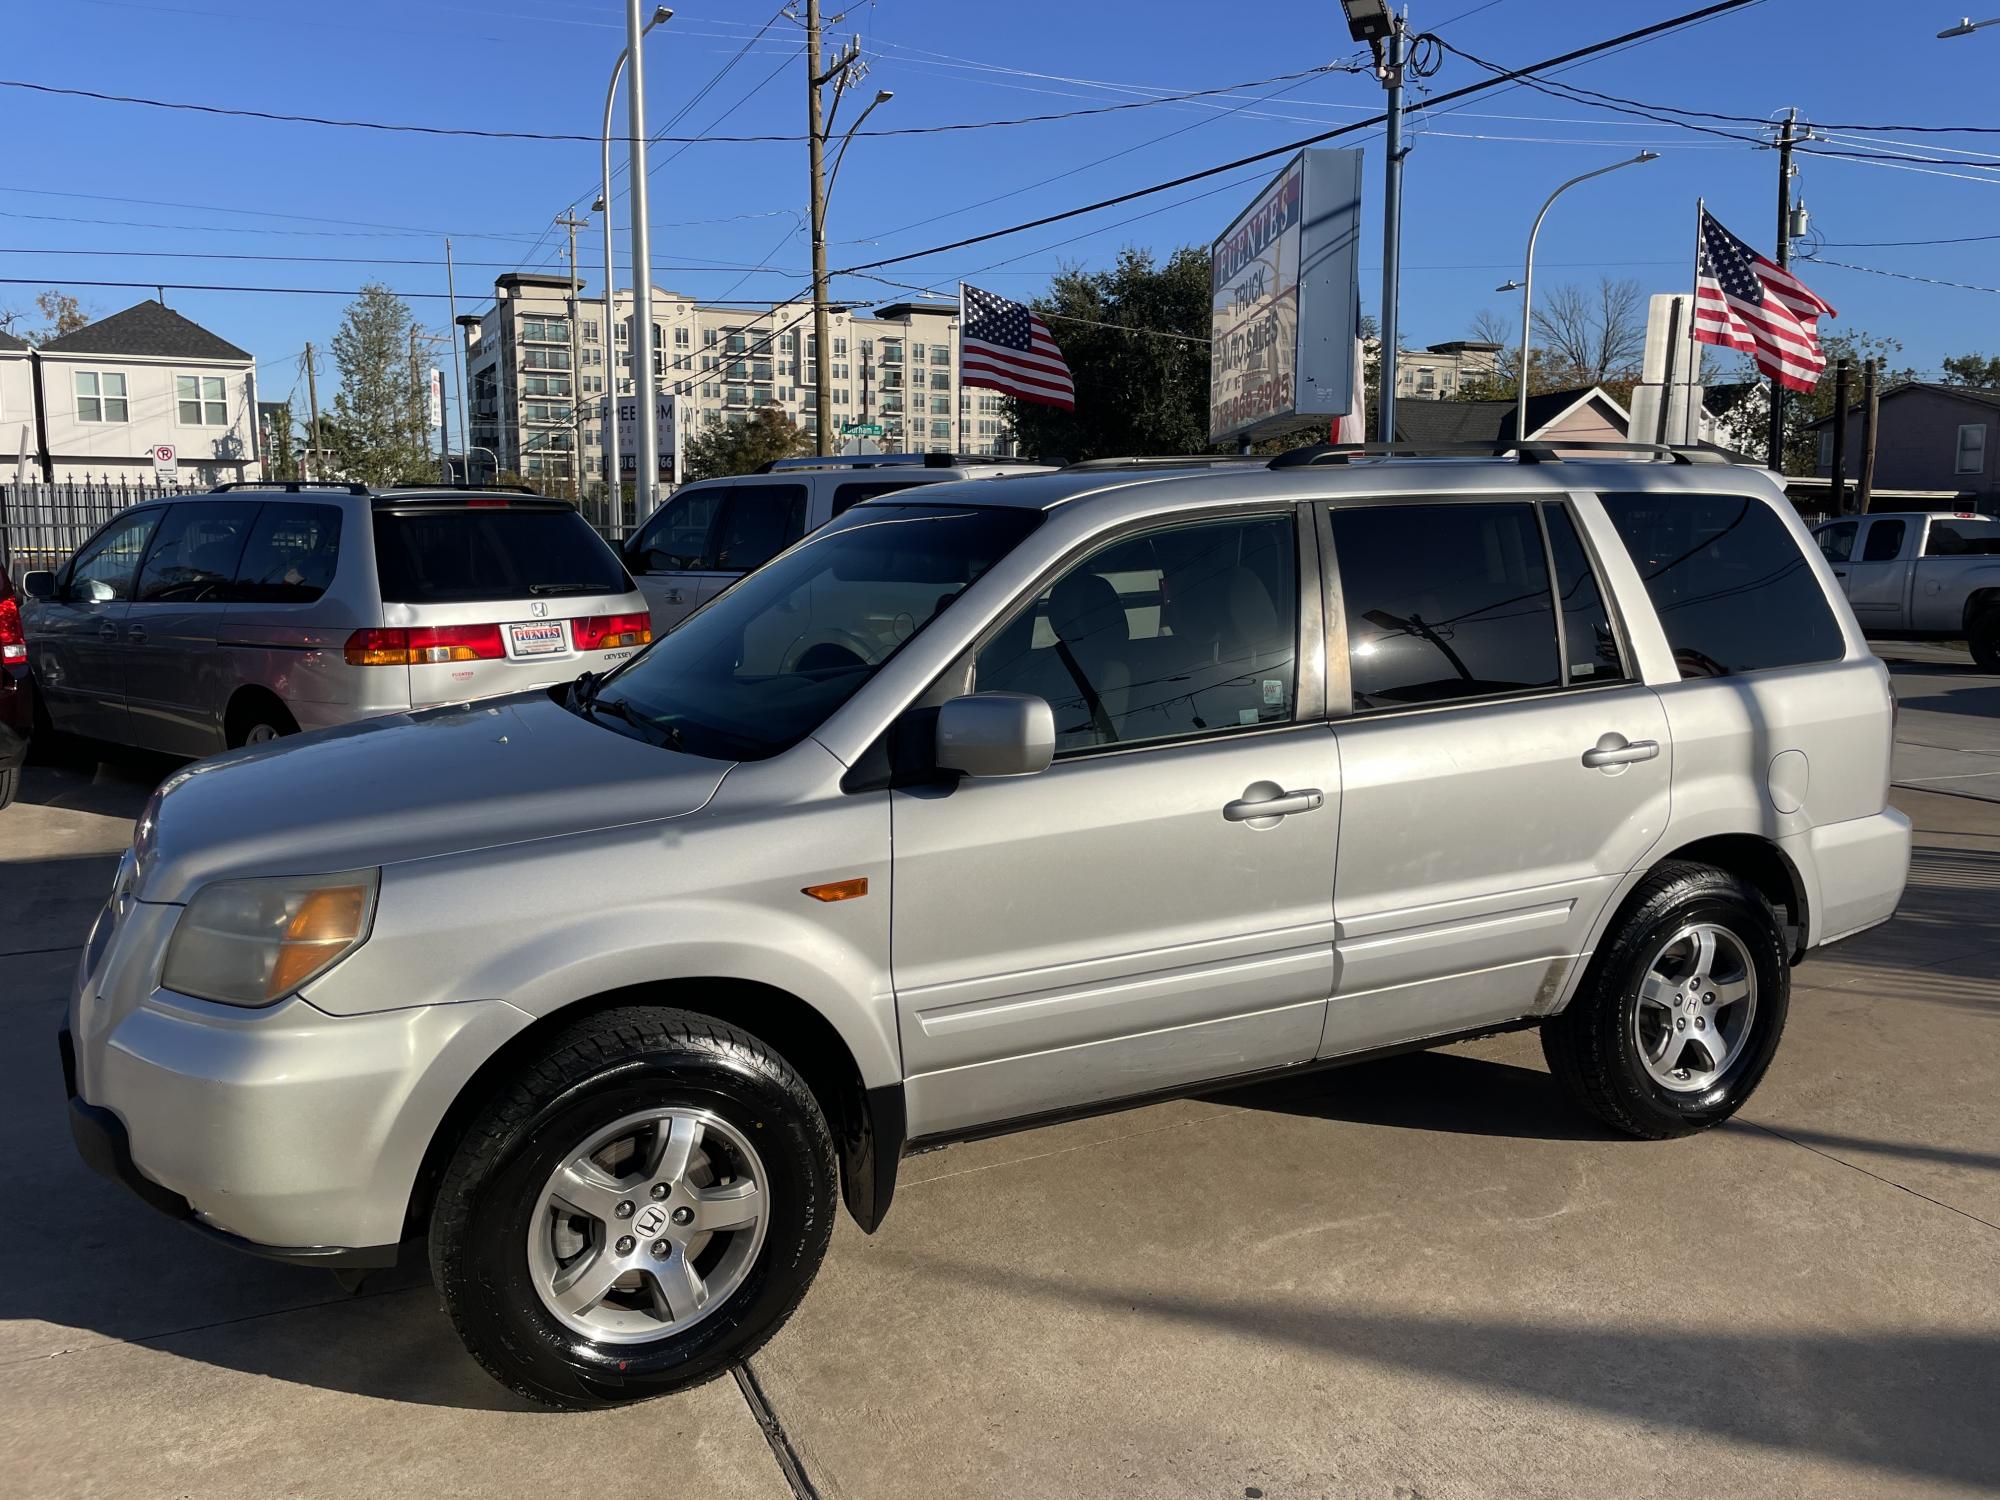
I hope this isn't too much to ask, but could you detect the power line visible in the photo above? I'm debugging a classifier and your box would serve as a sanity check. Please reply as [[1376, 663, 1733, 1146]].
[[1799, 254, 2000, 295], [0, 63, 1363, 147], [834, 0, 1767, 280]]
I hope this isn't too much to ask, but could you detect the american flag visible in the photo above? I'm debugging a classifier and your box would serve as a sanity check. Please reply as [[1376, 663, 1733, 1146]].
[[959, 283, 1075, 410], [1693, 207, 1836, 393]]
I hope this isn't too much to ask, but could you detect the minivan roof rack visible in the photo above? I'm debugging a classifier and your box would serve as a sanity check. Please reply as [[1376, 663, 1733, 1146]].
[[1266, 440, 1746, 469], [755, 452, 1051, 474], [383, 481, 539, 493], [209, 480, 370, 494], [1062, 455, 1266, 471]]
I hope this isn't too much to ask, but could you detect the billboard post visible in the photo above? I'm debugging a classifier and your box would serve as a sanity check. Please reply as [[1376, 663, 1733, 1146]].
[[1208, 148, 1365, 449]]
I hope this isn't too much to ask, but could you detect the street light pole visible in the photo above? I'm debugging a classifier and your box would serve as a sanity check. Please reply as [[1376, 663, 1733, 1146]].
[[805, 0, 867, 457], [1512, 151, 1659, 444], [1377, 18, 1407, 445], [1939, 15, 2000, 35], [624, 0, 661, 519], [600, 7, 670, 527]]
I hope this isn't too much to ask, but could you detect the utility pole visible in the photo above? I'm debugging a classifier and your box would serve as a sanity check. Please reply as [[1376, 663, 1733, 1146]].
[[557, 211, 589, 502], [805, 1, 863, 458], [1767, 106, 1798, 472], [624, 0, 660, 518], [303, 342, 323, 481], [1376, 15, 1409, 444], [1829, 356, 1851, 515], [444, 237, 469, 462], [1858, 356, 1880, 514], [408, 324, 427, 471]]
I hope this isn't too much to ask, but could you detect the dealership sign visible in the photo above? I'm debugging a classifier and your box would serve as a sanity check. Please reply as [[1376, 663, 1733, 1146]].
[[1209, 147, 1364, 444], [602, 392, 684, 485]]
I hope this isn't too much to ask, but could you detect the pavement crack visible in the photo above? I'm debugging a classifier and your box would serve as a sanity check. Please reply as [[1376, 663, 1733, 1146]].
[[732, 1359, 823, 1500], [1738, 1121, 2000, 1235]]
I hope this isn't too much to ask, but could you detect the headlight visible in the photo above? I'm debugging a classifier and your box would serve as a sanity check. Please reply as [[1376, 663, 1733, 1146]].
[[162, 870, 379, 1007]]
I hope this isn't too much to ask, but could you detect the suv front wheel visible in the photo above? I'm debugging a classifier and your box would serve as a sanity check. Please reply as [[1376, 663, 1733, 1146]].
[[1542, 862, 1789, 1138], [430, 1006, 837, 1408]]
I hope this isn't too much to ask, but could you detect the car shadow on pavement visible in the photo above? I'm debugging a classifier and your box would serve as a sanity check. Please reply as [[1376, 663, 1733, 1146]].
[[1204, 1046, 1619, 1143], [12, 749, 177, 816], [891, 1254, 2000, 1491]]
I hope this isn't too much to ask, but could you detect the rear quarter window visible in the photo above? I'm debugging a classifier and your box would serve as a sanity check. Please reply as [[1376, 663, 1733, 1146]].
[[1600, 491, 1844, 679], [372, 504, 629, 604], [231, 503, 343, 603]]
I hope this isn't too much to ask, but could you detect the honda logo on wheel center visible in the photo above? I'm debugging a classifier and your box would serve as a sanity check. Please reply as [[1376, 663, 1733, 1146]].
[[633, 1203, 670, 1238]]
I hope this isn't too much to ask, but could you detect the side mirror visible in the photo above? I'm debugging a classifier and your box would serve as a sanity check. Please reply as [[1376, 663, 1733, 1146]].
[[20, 570, 55, 601], [935, 692, 1055, 779]]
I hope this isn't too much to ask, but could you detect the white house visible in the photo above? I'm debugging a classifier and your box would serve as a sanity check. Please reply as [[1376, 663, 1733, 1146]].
[[0, 329, 32, 479], [33, 301, 261, 485]]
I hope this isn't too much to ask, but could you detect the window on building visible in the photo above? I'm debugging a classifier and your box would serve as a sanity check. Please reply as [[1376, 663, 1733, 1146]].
[[833, 337, 847, 355], [521, 317, 570, 344], [176, 374, 229, 425], [930, 419, 951, 439], [74, 370, 129, 423], [835, 389, 849, 406], [1956, 423, 1988, 474], [704, 327, 718, 347], [522, 347, 572, 372], [582, 319, 599, 343], [675, 326, 690, 348], [931, 372, 950, 391], [930, 396, 950, 415], [1602, 491, 1844, 679]]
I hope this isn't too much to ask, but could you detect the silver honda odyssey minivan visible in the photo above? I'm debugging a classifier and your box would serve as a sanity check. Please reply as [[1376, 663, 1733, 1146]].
[[22, 483, 652, 757], [63, 446, 1911, 1409]]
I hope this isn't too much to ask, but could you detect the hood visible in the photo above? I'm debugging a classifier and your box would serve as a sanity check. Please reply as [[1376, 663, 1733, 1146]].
[[138, 692, 731, 903]]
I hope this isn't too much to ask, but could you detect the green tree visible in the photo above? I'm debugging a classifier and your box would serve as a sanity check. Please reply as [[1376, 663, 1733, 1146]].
[[1713, 328, 1918, 474], [1008, 247, 1213, 462], [1940, 352, 2000, 389], [328, 284, 431, 486], [263, 396, 302, 480], [682, 408, 809, 481]]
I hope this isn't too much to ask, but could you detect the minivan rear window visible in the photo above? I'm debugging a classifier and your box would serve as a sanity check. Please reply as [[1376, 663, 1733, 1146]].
[[1601, 492, 1844, 679], [372, 504, 629, 603]]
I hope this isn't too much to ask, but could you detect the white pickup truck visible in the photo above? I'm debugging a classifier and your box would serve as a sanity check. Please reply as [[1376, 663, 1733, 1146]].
[[1811, 511, 2000, 670]]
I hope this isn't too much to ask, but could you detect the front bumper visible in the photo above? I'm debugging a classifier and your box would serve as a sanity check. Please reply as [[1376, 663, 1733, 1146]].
[[61, 1027, 401, 1268], [66, 890, 536, 1258]]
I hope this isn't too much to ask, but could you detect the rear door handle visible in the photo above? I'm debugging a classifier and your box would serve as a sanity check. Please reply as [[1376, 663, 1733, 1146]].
[[125, 626, 147, 645], [1582, 736, 1660, 769], [1224, 787, 1324, 822], [1832, 568, 1847, 578]]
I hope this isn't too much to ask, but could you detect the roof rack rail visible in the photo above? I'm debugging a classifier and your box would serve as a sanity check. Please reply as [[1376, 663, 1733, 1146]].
[[209, 480, 370, 494], [756, 452, 1051, 474], [1061, 454, 1266, 471], [1266, 439, 1744, 469], [383, 481, 540, 493]]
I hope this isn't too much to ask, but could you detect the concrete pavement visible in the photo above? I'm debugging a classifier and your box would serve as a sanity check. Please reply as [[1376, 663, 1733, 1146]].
[[3, 655, 1997, 1499]]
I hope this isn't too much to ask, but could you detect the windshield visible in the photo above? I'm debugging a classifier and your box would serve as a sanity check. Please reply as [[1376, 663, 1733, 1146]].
[[588, 502, 1040, 760]]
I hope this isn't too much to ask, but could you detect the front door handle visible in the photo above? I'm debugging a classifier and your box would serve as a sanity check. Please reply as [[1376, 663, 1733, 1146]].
[[1832, 568, 1847, 578], [1582, 735, 1660, 769], [1224, 785, 1324, 822], [96, 622, 120, 642]]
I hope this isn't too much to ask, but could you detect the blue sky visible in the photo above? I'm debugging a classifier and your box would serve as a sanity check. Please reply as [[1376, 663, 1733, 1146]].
[[3, 0, 1995, 418]]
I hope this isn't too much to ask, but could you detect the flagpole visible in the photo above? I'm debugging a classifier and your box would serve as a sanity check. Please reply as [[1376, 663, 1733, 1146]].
[[1685, 198, 1704, 448], [953, 283, 965, 457]]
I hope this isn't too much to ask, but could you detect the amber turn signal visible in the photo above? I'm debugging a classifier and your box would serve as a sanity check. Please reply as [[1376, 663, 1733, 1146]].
[[801, 877, 869, 903]]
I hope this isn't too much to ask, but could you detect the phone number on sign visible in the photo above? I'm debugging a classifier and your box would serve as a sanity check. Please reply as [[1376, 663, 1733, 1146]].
[[1213, 372, 1294, 434]]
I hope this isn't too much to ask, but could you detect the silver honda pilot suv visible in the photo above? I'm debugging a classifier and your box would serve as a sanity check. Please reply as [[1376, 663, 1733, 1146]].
[[63, 449, 1910, 1407]]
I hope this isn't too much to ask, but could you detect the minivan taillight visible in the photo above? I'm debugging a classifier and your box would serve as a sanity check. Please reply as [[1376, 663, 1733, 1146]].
[[0, 596, 24, 665], [571, 611, 652, 652], [344, 624, 507, 666]]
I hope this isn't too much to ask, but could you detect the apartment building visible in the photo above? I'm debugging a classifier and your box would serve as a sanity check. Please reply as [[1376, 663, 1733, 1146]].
[[0, 330, 30, 478], [459, 273, 1018, 489], [1386, 339, 1505, 401]]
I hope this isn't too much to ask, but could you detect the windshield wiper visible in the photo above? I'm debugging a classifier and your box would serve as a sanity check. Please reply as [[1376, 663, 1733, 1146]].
[[528, 581, 608, 596], [571, 676, 685, 751]]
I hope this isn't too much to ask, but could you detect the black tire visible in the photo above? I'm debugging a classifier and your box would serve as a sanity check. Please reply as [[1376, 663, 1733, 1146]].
[[0, 766, 15, 810], [1542, 861, 1788, 1139], [26, 676, 89, 767], [429, 1006, 837, 1409], [225, 696, 298, 749], [1969, 607, 2000, 673]]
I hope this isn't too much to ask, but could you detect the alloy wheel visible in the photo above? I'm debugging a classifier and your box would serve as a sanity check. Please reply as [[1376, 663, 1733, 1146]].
[[1631, 922, 1758, 1093]]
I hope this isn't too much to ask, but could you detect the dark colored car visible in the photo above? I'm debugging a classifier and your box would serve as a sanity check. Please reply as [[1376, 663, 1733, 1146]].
[[0, 563, 31, 809]]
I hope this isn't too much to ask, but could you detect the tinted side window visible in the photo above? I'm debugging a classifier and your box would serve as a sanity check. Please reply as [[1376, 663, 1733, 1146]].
[[1815, 521, 1856, 563], [67, 510, 161, 601], [831, 478, 928, 517], [134, 501, 257, 603], [1924, 519, 2000, 556], [1861, 519, 1906, 563], [1333, 502, 1559, 708], [976, 515, 1297, 753], [710, 484, 809, 572], [232, 503, 343, 603], [632, 486, 726, 572], [1543, 502, 1626, 684], [1601, 492, 1844, 679]]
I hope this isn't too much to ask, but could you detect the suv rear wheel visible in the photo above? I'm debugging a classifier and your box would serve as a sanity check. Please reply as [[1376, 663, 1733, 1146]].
[[1542, 862, 1788, 1138], [429, 1006, 836, 1409]]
